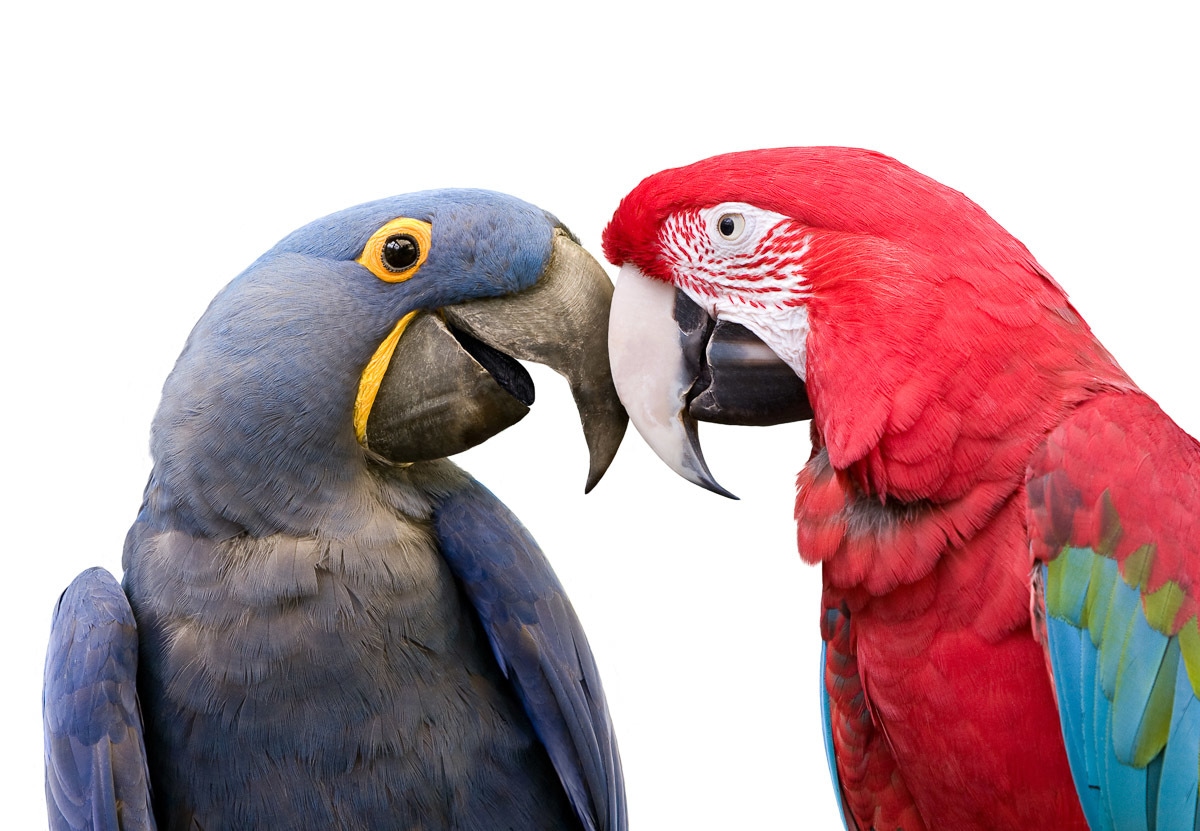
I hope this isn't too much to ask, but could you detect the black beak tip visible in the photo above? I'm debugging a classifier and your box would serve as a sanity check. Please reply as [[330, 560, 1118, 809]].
[[702, 479, 739, 500]]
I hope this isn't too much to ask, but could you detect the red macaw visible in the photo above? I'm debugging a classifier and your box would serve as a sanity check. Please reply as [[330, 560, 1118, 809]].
[[602, 147, 1200, 830]]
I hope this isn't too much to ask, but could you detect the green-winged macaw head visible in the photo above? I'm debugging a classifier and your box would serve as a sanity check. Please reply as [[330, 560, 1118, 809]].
[[148, 189, 627, 537]]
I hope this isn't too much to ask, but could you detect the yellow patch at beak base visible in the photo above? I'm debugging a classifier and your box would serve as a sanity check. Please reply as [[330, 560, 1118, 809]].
[[354, 311, 419, 445]]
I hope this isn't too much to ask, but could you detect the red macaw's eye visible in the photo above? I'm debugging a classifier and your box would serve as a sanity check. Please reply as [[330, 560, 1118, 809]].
[[383, 234, 421, 272], [717, 213, 745, 240]]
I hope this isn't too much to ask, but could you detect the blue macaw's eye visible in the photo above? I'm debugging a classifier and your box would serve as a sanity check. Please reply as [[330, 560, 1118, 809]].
[[357, 218, 432, 282], [718, 213, 745, 240], [383, 234, 420, 272]]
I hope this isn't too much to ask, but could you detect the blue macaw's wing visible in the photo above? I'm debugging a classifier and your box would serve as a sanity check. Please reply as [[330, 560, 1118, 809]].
[[43, 567, 156, 831], [1028, 393, 1200, 831], [433, 479, 626, 831]]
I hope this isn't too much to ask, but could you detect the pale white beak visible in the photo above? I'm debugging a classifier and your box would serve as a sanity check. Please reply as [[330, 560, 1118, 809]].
[[607, 264, 734, 497]]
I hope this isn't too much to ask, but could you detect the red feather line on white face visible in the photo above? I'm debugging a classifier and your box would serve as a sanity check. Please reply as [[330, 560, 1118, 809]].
[[658, 202, 814, 379]]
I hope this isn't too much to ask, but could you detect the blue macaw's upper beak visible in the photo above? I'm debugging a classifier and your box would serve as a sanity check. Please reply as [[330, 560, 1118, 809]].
[[367, 229, 627, 492], [608, 264, 810, 498]]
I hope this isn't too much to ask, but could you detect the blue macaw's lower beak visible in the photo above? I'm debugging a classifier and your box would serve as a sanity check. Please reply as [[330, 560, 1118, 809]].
[[366, 229, 628, 493], [608, 264, 811, 499]]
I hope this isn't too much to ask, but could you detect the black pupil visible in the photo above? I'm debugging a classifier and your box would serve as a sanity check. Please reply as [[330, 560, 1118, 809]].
[[382, 234, 420, 271], [719, 216, 736, 236]]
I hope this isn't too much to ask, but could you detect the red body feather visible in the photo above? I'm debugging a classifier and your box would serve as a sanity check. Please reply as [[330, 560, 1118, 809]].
[[604, 148, 1149, 828]]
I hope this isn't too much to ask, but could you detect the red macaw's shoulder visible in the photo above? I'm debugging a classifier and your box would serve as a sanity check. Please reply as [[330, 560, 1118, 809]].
[[1028, 390, 1200, 636], [796, 434, 1029, 627], [802, 230, 1133, 510]]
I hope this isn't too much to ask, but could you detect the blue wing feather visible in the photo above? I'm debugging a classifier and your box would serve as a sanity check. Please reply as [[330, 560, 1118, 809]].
[[1043, 556, 1200, 831], [1030, 395, 1200, 831], [432, 479, 626, 831], [1111, 615, 1170, 764], [1158, 663, 1200, 827], [1096, 641, 1150, 831], [1048, 613, 1106, 825], [43, 567, 156, 831]]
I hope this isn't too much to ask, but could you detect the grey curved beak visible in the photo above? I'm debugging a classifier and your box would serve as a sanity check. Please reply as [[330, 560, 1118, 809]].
[[367, 230, 628, 493]]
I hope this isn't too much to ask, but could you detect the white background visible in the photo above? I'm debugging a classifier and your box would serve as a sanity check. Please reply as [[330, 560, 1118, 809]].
[[3, 2, 1197, 827]]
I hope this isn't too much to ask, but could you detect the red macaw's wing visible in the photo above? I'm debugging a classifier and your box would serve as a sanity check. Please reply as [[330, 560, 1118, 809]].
[[1028, 392, 1200, 831], [820, 597, 926, 831]]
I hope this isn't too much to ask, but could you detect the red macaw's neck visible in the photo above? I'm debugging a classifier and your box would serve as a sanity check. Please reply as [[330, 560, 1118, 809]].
[[796, 232, 1135, 596]]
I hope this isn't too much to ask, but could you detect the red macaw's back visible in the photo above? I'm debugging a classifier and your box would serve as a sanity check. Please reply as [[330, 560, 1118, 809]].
[[604, 147, 1151, 829], [784, 150, 1134, 828]]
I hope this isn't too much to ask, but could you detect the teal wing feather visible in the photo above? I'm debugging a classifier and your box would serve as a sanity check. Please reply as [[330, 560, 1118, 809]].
[[432, 478, 626, 831], [1028, 392, 1200, 831]]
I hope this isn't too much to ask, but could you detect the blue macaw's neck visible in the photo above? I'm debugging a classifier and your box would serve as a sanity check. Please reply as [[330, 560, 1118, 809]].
[[138, 190, 568, 540], [145, 256, 404, 539]]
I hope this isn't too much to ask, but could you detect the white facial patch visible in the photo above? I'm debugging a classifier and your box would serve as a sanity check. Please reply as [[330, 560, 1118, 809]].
[[659, 202, 813, 380]]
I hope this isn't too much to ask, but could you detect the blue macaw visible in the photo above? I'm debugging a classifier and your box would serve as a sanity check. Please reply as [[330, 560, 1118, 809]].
[[42, 190, 628, 831]]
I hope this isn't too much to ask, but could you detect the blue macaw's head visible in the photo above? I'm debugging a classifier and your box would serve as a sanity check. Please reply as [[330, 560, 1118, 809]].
[[147, 189, 627, 538]]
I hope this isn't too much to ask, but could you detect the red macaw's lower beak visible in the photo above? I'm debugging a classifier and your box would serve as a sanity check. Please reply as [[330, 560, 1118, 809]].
[[608, 264, 811, 498]]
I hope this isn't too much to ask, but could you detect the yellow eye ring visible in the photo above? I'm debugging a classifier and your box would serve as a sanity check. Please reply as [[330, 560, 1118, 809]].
[[357, 217, 433, 282]]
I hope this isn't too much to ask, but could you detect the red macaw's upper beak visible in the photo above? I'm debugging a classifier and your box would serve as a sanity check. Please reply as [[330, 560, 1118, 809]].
[[608, 264, 812, 498]]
